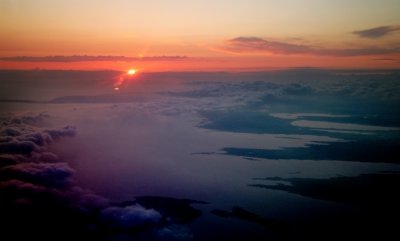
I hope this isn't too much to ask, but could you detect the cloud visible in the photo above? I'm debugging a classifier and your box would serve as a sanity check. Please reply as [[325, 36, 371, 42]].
[[0, 140, 38, 155], [99, 205, 162, 230], [0, 113, 201, 240], [0, 154, 21, 166], [0, 55, 188, 62], [353, 25, 400, 39], [156, 224, 194, 241], [44, 125, 76, 140], [319, 47, 398, 56], [0, 114, 76, 157], [2, 70, 399, 240], [282, 83, 314, 95], [374, 58, 398, 62], [1, 162, 75, 188], [224, 36, 400, 56], [225, 37, 312, 54]]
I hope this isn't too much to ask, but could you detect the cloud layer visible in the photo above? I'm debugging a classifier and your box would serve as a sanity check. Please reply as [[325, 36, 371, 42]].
[[1, 70, 399, 240]]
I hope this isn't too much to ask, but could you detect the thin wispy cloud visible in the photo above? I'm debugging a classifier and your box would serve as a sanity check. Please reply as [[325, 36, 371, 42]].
[[0, 55, 188, 62], [374, 58, 398, 62], [352, 25, 400, 39], [224, 37, 312, 54], [223, 36, 400, 57]]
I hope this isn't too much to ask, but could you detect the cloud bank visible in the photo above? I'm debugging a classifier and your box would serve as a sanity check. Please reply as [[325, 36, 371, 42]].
[[0, 113, 188, 241], [224, 36, 400, 56]]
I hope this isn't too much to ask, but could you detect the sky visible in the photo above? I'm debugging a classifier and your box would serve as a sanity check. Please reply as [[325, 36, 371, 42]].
[[1, 0, 400, 71]]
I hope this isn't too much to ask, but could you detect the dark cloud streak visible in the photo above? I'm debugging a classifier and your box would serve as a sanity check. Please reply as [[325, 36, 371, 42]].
[[225, 37, 312, 54], [353, 25, 400, 39], [0, 55, 188, 62], [224, 36, 400, 56]]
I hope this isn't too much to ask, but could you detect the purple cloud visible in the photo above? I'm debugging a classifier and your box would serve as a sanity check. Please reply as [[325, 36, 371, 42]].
[[0, 113, 187, 240], [0, 114, 76, 158], [0, 140, 38, 154], [44, 125, 76, 140], [353, 25, 400, 39], [224, 36, 400, 56], [1, 162, 75, 188], [0, 55, 188, 62]]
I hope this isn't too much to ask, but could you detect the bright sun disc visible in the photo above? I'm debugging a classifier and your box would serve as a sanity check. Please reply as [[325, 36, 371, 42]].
[[127, 69, 136, 75]]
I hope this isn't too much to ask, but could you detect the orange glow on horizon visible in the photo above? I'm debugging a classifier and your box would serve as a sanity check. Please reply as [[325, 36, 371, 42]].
[[113, 68, 139, 91], [1, 1, 400, 70], [1, 53, 400, 72], [127, 69, 136, 75]]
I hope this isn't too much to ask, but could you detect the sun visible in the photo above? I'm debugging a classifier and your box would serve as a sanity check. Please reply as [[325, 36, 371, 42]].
[[127, 69, 136, 75]]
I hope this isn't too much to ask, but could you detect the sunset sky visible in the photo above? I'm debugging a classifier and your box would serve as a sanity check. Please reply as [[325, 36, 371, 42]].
[[1, 0, 400, 71]]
